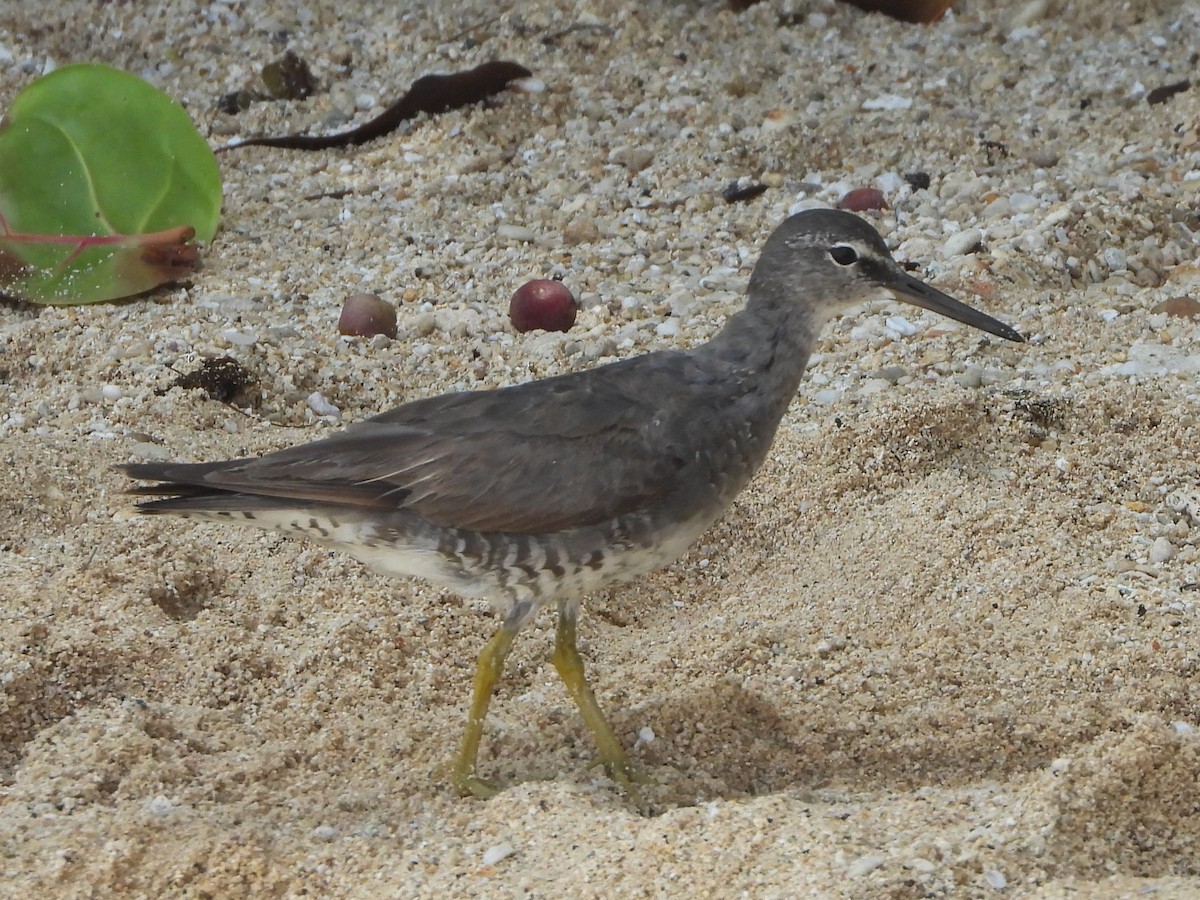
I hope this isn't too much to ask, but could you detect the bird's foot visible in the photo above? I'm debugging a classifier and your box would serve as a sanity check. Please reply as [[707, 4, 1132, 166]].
[[605, 756, 651, 787], [451, 768, 503, 800], [601, 754, 655, 813]]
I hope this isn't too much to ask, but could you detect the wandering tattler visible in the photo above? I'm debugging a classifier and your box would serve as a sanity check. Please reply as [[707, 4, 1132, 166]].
[[121, 209, 1023, 801]]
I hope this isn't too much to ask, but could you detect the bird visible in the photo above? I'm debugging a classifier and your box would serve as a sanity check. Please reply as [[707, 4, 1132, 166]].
[[121, 209, 1023, 803]]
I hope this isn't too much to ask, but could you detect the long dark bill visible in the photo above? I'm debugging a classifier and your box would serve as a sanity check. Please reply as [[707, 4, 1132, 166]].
[[890, 270, 1024, 343]]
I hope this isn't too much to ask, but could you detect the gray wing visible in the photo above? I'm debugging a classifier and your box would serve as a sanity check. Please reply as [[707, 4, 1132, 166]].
[[124, 352, 717, 534]]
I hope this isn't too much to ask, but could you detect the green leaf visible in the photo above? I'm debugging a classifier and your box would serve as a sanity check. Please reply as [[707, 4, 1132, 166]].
[[0, 63, 222, 305]]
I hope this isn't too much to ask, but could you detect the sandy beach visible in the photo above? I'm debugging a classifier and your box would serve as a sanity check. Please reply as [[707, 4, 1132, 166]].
[[1, 0, 1198, 896]]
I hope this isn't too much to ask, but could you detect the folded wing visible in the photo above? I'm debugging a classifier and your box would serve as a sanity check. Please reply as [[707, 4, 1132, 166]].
[[124, 353, 704, 534]]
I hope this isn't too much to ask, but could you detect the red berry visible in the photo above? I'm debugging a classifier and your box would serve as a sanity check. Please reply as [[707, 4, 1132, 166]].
[[338, 292, 397, 338], [838, 187, 888, 212], [509, 280, 578, 333]]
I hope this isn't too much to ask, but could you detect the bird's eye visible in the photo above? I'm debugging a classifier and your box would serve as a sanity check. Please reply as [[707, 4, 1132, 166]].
[[829, 245, 858, 266]]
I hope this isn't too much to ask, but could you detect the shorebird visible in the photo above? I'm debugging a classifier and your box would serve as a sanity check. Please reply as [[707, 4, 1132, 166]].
[[122, 209, 1023, 802]]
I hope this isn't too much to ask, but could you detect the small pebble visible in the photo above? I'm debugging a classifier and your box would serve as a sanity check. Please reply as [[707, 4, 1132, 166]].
[[512, 76, 546, 94], [984, 869, 1008, 890], [1102, 247, 1127, 272], [307, 392, 340, 419], [1166, 488, 1200, 524], [956, 366, 985, 388], [846, 853, 886, 877], [129, 441, 172, 461], [411, 312, 438, 337], [722, 179, 769, 204], [496, 223, 537, 243], [1009, 0, 1050, 27], [482, 843, 516, 866], [655, 319, 681, 338], [1008, 192, 1039, 213], [611, 147, 655, 172], [983, 197, 1011, 219], [904, 171, 932, 190], [1028, 147, 1060, 168], [222, 329, 258, 347], [943, 228, 984, 257], [145, 795, 174, 817], [1106, 554, 1136, 573], [862, 94, 912, 110], [816, 637, 847, 656], [312, 825, 338, 842], [563, 213, 600, 245], [1149, 537, 1175, 563], [761, 108, 796, 131], [217, 89, 259, 115], [261, 50, 315, 100], [875, 171, 906, 194], [1111, 342, 1200, 376]]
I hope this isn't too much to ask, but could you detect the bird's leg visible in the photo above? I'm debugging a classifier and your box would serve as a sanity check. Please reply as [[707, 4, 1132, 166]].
[[451, 621, 519, 799], [552, 599, 646, 802]]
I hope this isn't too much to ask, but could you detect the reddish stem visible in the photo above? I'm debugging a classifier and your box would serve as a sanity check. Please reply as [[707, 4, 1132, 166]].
[[0, 211, 195, 273]]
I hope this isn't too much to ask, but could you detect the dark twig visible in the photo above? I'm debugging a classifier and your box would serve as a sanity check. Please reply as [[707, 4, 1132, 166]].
[[221, 61, 533, 152]]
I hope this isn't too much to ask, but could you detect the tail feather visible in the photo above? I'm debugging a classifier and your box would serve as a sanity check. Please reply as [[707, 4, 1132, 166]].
[[133, 493, 316, 516], [119, 462, 300, 516], [121, 461, 230, 486], [126, 482, 221, 498]]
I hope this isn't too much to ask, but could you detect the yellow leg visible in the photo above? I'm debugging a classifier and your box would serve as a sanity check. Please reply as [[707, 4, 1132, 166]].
[[552, 601, 645, 803], [451, 622, 518, 799]]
